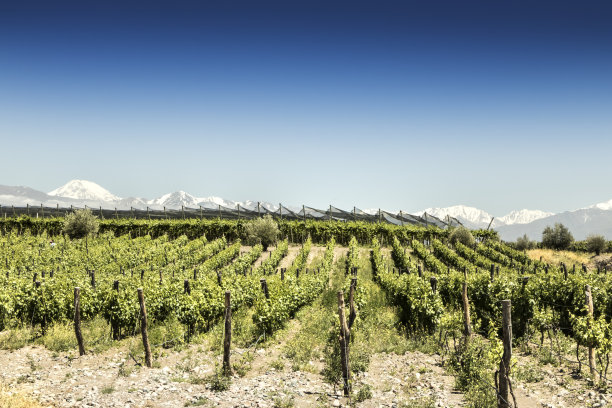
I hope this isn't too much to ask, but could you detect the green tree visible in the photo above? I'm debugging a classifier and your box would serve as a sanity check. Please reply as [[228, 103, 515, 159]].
[[63, 208, 100, 255], [541, 223, 573, 250], [244, 214, 279, 251], [449, 226, 475, 247], [586, 234, 607, 256], [515, 234, 535, 251], [63, 208, 99, 239]]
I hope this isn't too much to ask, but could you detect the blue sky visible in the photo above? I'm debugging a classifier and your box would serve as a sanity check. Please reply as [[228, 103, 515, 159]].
[[1, 1, 611, 215]]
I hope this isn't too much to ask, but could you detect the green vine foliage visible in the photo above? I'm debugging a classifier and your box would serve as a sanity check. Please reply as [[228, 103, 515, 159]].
[[371, 238, 443, 333], [0, 216, 498, 245], [252, 237, 333, 334]]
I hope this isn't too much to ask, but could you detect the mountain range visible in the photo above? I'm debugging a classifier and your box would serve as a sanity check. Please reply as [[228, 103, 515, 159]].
[[1, 180, 612, 241]]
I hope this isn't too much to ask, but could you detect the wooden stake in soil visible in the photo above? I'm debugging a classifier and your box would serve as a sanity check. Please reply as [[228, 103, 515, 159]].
[[337, 291, 351, 396], [73, 287, 86, 356], [137, 288, 152, 368], [110, 281, 120, 339], [498, 300, 512, 408], [223, 291, 232, 376], [430, 276, 438, 293], [348, 278, 357, 329], [462, 272, 472, 342], [585, 285, 597, 381], [260, 279, 269, 299]]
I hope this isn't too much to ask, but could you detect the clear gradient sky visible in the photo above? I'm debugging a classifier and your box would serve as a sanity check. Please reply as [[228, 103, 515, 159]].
[[1, 1, 611, 215]]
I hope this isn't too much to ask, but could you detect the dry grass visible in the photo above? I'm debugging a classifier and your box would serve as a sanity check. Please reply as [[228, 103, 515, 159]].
[[528, 248, 595, 268], [0, 383, 48, 408]]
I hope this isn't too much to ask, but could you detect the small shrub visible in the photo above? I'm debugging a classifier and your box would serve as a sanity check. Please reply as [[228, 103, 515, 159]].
[[514, 364, 544, 383], [515, 234, 536, 251], [63, 209, 99, 239], [353, 384, 373, 402], [272, 395, 295, 408], [586, 234, 607, 255], [244, 215, 278, 251], [232, 352, 254, 377], [206, 368, 231, 391], [270, 359, 285, 371], [101, 386, 115, 394], [449, 227, 475, 247]]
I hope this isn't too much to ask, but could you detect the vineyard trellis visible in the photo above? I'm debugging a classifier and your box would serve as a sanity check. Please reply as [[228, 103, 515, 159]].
[[0, 203, 462, 228]]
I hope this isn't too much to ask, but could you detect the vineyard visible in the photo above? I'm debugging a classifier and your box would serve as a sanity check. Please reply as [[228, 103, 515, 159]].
[[0, 223, 611, 407]]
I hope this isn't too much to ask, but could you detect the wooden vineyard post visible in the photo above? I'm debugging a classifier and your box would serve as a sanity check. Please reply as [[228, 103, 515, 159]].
[[223, 291, 232, 376], [137, 288, 152, 368], [348, 278, 357, 329], [112, 281, 120, 339], [498, 300, 512, 408], [260, 279, 269, 299], [585, 285, 596, 381], [74, 287, 86, 356], [462, 271, 472, 343], [184, 280, 191, 295], [430, 276, 437, 293], [337, 291, 351, 396]]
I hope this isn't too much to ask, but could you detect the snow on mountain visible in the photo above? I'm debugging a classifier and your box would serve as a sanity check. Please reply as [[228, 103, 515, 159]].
[[238, 200, 278, 212], [116, 197, 150, 210], [497, 209, 554, 225], [49, 180, 120, 202], [418, 205, 494, 228], [5, 179, 612, 240], [195, 196, 237, 209], [588, 198, 612, 211], [150, 191, 200, 209], [495, 208, 612, 241]]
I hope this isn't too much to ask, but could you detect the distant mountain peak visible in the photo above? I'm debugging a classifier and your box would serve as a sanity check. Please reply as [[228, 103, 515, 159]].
[[497, 209, 554, 225], [588, 198, 612, 211], [48, 180, 120, 202], [151, 191, 200, 208], [419, 205, 494, 226]]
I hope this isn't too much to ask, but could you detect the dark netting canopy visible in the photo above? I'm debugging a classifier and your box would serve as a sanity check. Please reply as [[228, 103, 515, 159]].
[[1, 203, 464, 229]]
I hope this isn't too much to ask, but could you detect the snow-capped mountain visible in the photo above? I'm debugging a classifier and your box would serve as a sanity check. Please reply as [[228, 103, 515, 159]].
[[497, 209, 554, 225], [3, 179, 612, 240], [588, 198, 612, 211], [196, 196, 238, 209], [150, 191, 201, 209], [495, 208, 612, 241], [418, 205, 494, 228], [49, 180, 120, 202], [116, 197, 149, 210], [416, 206, 554, 229]]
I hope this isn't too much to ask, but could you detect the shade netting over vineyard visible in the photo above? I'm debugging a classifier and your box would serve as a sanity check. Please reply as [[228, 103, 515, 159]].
[[1, 203, 463, 228]]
